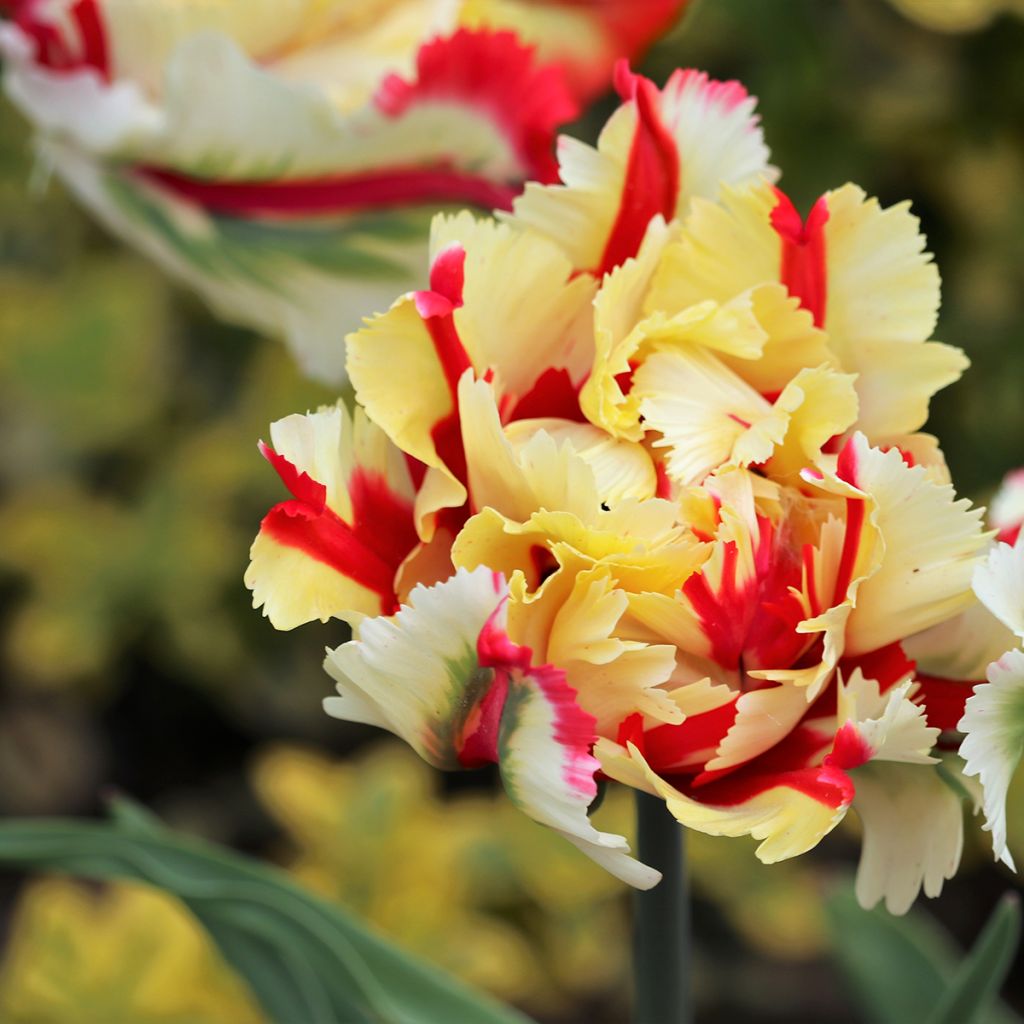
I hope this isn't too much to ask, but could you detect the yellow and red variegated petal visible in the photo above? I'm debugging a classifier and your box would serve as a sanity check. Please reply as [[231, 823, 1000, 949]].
[[650, 179, 958, 439], [974, 534, 1024, 640], [507, 561, 680, 733], [959, 648, 1024, 869], [596, 726, 853, 863], [991, 468, 1024, 545], [582, 221, 772, 443], [812, 434, 988, 656], [433, 211, 597, 398], [511, 65, 772, 276], [786, 183, 955, 437], [348, 243, 472, 496], [703, 684, 814, 773], [245, 404, 418, 629], [871, 433, 950, 486], [846, 762, 964, 914], [461, 0, 689, 104], [719, 285, 833, 397], [325, 564, 657, 887], [657, 471, 810, 665]]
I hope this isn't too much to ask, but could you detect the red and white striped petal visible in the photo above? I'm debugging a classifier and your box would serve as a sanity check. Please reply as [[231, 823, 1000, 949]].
[[324, 565, 657, 887], [324, 566, 507, 768], [4, 15, 573, 184], [497, 663, 661, 889], [959, 648, 1024, 868], [245, 404, 417, 628], [511, 66, 773, 277]]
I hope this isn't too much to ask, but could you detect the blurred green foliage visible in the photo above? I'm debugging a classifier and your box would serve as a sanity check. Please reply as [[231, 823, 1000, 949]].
[[1, 2, 1023, 1021]]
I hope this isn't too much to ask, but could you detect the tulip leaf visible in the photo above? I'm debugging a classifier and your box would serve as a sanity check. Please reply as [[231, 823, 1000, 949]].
[[0, 811, 531, 1024], [927, 893, 1022, 1024], [825, 886, 1020, 1024]]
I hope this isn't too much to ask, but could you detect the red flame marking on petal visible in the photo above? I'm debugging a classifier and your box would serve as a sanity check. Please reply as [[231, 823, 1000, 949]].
[[771, 189, 829, 328]]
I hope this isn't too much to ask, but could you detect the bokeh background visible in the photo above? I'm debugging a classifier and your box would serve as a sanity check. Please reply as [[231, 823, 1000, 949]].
[[1, 1, 1023, 1021]]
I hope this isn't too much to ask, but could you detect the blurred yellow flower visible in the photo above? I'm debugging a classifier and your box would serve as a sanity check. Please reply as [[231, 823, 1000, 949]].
[[0, 878, 265, 1024], [252, 741, 636, 1011]]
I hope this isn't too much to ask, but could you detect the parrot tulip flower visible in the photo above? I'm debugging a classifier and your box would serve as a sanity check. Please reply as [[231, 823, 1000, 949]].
[[247, 65, 1000, 912], [0, 0, 688, 382]]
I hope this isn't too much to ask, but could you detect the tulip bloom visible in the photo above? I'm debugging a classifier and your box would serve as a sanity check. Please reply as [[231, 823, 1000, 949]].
[[247, 66, 996, 910], [1, 1, 687, 382]]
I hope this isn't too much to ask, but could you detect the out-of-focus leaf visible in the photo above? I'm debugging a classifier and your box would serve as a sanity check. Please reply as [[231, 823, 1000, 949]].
[[825, 887, 1020, 1024], [252, 743, 548, 1005], [927, 894, 1022, 1024], [0, 815, 531, 1024]]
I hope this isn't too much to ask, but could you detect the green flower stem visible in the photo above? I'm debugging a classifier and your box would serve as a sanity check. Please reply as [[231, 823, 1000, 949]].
[[633, 791, 692, 1024]]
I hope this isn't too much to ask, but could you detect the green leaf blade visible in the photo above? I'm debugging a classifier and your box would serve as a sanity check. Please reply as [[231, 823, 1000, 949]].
[[0, 817, 531, 1024], [927, 894, 1022, 1024]]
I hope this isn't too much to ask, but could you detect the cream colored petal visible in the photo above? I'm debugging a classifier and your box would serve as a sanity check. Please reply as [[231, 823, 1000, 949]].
[[823, 183, 941, 353], [850, 762, 964, 914], [959, 647, 1024, 867], [974, 535, 1024, 640]]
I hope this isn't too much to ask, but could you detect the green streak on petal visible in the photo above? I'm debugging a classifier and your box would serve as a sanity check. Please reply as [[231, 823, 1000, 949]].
[[104, 171, 429, 292], [496, 681, 531, 807], [420, 648, 495, 769]]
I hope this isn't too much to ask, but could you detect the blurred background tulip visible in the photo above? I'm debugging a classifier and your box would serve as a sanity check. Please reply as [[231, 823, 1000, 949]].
[[0, 0, 687, 382]]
